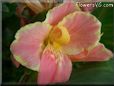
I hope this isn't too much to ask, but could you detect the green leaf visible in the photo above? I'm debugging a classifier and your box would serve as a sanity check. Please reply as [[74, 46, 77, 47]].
[[92, 5, 114, 51], [67, 58, 114, 84]]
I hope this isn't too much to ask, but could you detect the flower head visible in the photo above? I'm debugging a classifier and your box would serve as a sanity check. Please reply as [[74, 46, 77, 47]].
[[10, 0, 113, 85]]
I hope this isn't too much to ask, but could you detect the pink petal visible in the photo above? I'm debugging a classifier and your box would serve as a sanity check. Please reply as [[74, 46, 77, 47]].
[[38, 49, 57, 85], [85, 43, 113, 61], [45, 0, 80, 25], [69, 49, 88, 61], [38, 45, 72, 84], [53, 55, 72, 83], [70, 43, 113, 62], [59, 12, 101, 55], [10, 22, 51, 71]]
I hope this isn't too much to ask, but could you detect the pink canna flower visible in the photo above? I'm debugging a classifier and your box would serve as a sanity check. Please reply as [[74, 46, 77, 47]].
[[10, 0, 113, 85]]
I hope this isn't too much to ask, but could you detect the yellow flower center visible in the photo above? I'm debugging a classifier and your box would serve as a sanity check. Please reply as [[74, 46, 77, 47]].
[[43, 25, 70, 55], [49, 25, 70, 46]]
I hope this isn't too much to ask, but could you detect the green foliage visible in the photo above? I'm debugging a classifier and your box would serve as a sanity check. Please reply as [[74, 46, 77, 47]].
[[92, 6, 114, 51], [67, 58, 114, 84], [2, 3, 17, 19]]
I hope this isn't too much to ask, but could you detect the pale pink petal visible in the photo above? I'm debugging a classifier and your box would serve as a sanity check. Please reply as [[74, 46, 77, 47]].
[[70, 43, 113, 62], [10, 22, 51, 71], [38, 45, 72, 84], [59, 12, 101, 55], [45, 0, 80, 25], [38, 48, 57, 85], [53, 55, 72, 83], [69, 49, 88, 61], [85, 43, 113, 61]]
